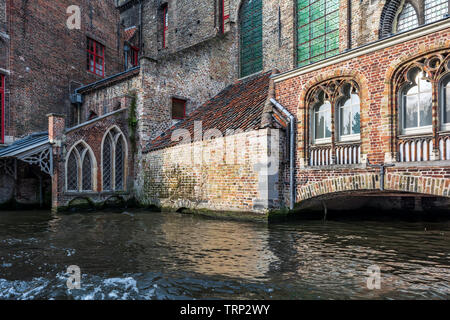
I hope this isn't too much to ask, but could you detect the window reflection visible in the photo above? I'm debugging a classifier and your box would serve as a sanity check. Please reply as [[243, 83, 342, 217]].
[[403, 72, 432, 130]]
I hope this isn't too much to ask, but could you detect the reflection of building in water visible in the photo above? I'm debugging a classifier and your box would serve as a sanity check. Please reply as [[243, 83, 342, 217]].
[[156, 214, 277, 280]]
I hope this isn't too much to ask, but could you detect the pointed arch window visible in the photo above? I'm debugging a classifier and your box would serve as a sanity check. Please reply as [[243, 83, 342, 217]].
[[396, 3, 419, 32], [102, 127, 127, 192], [66, 142, 95, 192], [307, 79, 362, 166]]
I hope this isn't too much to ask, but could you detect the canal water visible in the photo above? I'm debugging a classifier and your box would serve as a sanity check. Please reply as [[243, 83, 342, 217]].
[[0, 210, 449, 300]]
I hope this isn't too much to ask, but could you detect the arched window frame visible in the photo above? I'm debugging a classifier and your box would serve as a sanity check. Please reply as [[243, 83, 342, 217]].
[[380, 0, 449, 37], [439, 72, 450, 131], [65, 141, 97, 193], [395, 1, 420, 33], [101, 126, 128, 192], [336, 86, 361, 142]]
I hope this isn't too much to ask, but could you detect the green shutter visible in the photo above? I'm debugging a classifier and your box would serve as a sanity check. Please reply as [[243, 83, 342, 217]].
[[240, 0, 263, 78], [297, 0, 340, 67]]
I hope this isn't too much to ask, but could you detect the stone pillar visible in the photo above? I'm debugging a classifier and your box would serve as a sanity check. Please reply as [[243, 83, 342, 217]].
[[47, 114, 66, 212]]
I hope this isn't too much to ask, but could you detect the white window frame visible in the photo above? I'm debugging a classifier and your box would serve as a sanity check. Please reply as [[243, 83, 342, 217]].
[[312, 101, 332, 145], [65, 141, 97, 193], [400, 71, 433, 135]]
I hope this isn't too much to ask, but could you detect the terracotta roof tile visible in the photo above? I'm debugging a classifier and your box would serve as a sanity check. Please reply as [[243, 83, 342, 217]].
[[144, 71, 272, 152], [124, 26, 137, 42]]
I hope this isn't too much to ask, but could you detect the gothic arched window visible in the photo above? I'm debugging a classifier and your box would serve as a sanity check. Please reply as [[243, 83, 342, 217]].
[[338, 87, 361, 141], [239, 0, 263, 78], [297, 0, 340, 67], [380, 0, 448, 38], [307, 79, 362, 166], [102, 127, 127, 192], [66, 141, 95, 192]]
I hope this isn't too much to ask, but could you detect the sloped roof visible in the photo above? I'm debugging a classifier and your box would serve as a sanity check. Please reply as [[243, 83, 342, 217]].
[[124, 26, 137, 42], [0, 132, 49, 158], [145, 71, 272, 152]]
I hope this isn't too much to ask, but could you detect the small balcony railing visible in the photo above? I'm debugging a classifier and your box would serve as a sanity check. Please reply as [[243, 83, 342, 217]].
[[398, 134, 450, 162], [309, 143, 361, 167]]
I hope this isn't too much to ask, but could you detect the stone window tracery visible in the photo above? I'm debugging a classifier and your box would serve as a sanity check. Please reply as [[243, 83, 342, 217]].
[[66, 141, 95, 192], [393, 50, 450, 162], [306, 79, 362, 166], [102, 127, 127, 192]]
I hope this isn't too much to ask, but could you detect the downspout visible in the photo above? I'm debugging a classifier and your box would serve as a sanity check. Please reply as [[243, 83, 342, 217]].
[[347, 0, 352, 50], [270, 98, 295, 210], [139, 0, 143, 51]]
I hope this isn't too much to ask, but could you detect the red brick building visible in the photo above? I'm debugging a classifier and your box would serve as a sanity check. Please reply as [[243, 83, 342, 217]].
[[1, 0, 124, 144], [0, 0, 127, 208]]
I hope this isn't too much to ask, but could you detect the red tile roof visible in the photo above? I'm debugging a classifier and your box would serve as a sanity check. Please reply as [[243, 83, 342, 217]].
[[124, 26, 137, 42], [145, 71, 272, 152]]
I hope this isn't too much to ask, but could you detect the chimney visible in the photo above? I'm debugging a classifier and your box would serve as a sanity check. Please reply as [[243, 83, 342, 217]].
[[47, 113, 66, 144]]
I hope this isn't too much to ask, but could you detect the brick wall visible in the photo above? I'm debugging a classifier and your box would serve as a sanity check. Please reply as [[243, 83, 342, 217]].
[[4, 0, 124, 139], [137, 128, 286, 213], [274, 26, 450, 204], [81, 72, 141, 121]]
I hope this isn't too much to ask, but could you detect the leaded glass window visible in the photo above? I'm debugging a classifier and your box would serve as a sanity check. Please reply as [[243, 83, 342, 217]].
[[67, 152, 78, 191], [396, 3, 419, 32], [297, 0, 339, 67], [240, 0, 263, 78], [82, 153, 92, 191], [424, 0, 449, 24], [314, 101, 332, 142], [102, 128, 127, 192], [402, 71, 433, 132], [338, 93, 361, 140], [115, 138, 124, 191]]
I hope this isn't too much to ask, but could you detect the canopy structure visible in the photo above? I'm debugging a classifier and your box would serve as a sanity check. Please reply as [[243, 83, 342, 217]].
[[0, 132, 52, 177]]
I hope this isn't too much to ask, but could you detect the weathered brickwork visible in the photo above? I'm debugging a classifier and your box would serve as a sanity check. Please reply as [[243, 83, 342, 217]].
[[80, 70, 141, 121], [3, 0, 124, 139], [50, 109, 134, 210]]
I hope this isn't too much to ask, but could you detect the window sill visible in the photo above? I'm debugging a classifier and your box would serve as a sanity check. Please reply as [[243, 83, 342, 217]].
[[398, 132, 433, 139], [338, 134, 360, 142], [312, 139, 332, 146], [305, 163, 366, 170]]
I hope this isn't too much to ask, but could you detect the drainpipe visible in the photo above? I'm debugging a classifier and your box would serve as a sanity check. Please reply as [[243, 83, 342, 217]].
[[270, 98, 295, 210], [367, 159, 395, 191], [347, 0, 352, 50]]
